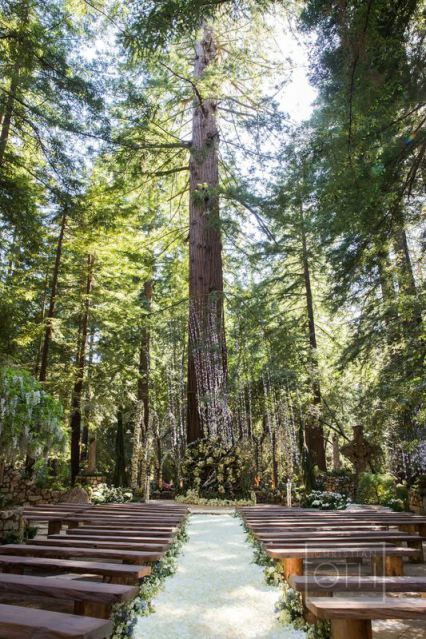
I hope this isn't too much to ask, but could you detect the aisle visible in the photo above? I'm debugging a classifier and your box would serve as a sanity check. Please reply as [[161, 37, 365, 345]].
[[136, 514, 305, 639]]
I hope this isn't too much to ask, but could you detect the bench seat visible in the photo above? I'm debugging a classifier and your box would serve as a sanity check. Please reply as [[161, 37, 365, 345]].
[[289, 575, 426, 594], [0, 603, 112, 639], [0, 544, 163, 565], [306, 596, 426, 639], [41, 536, 169, 552], [0, 573, 137, 619], [0, 555, 150, 584]]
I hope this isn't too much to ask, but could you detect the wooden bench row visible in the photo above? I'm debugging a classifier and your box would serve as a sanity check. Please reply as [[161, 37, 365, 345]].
[[0, 502, 188, 638], [239, 505, 426, 638]]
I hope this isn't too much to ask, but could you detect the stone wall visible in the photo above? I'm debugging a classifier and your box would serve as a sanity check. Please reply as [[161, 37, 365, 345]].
[[409, 487, 426, 514], [0, 507, 24, 542], [0, 467, 65, 507], [324, 475, 356, 499]]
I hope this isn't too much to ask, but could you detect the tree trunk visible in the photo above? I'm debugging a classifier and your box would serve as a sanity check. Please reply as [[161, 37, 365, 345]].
[[70, 254, 94, 485], [39, 212, 67, 382], [187, 24, 230, 443], [300, 206, 327, 471], [138, 280, 153, 432], [0, 60, 20, 167], [113, 408, 128, 487]]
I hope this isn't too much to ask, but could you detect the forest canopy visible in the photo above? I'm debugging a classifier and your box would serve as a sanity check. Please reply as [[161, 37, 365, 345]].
[[0, 0, 425, 502]]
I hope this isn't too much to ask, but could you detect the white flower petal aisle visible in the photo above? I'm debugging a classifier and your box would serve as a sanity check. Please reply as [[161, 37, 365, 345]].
[[136, 514, 306, 639]]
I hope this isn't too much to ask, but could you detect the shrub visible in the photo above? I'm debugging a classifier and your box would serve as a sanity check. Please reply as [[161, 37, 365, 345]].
[[301, 490, 349, 510], [88, 483, 134, 504], [356, 472, 408, 510], [176, 489, 255, 506]]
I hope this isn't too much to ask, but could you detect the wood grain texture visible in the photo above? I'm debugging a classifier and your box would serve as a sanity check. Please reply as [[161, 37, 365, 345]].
[[289, 575, 426, 593], [0, 604, 112, 639], [306, 596, 426, 619], [0, 544, 163, 563], [0, 555, 151, 581]]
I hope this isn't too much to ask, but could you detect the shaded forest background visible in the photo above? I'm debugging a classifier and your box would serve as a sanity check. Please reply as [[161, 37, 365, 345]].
[[0, 0, 425, 501]]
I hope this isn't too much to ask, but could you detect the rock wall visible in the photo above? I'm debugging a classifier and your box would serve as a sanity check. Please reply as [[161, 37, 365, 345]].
[[0, 507, 24, 542], [324, 475, 356, 499], [409, 487, 426, 514], [0, 467, 64, 506]]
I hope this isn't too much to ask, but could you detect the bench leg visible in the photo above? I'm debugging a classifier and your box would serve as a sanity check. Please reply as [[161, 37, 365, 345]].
[[47, 520, 62, 535], [74, 601, 110, 619], [385, 555, 403, 577], [407, 539, 424, 563], [281, 558, 303, 581], [331, 619, 372, 639]]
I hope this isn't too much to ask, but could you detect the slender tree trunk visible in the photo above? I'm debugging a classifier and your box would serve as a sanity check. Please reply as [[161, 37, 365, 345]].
[[187, 25, 230, 443], [70, 254, 94, 485], [39, 212, 67, 382], [0, 60, 20, 167], [138, 280, 153, 432], [113, 408, 128, 487], [300, 205, 327, 471], [34, 264, 50, 377], [81, 327, 95, 462]]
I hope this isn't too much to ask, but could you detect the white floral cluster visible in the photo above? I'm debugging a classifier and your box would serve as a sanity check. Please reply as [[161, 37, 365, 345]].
[[0, 366, 65, 463]]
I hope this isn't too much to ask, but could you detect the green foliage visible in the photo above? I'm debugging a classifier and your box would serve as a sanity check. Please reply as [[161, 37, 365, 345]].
[[87, 483, 134, 504], [275, 584, 331, 638], [176, 489, 255, 506], [0, 365, 65, 463], [301, 490, 350, 510], [181, 439, 253, 498], [356, 473, 408, 510], [110, 518, 189, 639]]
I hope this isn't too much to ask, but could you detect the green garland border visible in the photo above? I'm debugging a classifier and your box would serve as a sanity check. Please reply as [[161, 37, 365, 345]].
[[110, 517, 190, 639]]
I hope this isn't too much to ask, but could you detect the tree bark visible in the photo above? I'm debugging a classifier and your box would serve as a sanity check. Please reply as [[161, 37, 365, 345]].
[[187, 24, 230, 443], [138, 280, 153, 432], [38, 212, 67, 382], [113, 408, 128, 487], [70, 254, 94, 484], [0, 60, 20, 167], [300, 205, 327, 471]]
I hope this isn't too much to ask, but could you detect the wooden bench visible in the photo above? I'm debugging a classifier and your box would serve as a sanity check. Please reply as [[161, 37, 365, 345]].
[[306, 596, 426, 639], [41, 536, 169, 552], [0, 603, 112, 638], [262, 531, 425, 562], [288, 574, 426, 595], [0, 544, 163, 565], [65, 528, 174, 541], [267, 546, 418, 580], [0, 572, 137, 619], [0, 555, 150, 584], [73, 525, 174, 537]]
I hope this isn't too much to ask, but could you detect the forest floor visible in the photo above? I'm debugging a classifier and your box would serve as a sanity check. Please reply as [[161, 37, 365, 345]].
[[135, 513, 305, 639]]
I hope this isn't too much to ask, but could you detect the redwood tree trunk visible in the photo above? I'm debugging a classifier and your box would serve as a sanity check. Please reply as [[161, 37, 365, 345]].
[[70, 254, 94, 484], [138, 280, 153, 431], [300, 207, 327, 471], [187, 25, 230, 443], [39, 211, 67, 382]]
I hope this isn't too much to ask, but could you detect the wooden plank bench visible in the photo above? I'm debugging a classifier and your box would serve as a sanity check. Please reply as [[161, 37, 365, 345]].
[[0, 555, 150, 585], [262, 531, 425, 562], [267, 546, 418, 580], [0, 573, 137, 619], [41, 536, 169, 552], [0, 544, 163, 565], [73, 525, 175, 537], [0, 603, 112, 639], [289, 574, 426, 594], [306, 596, 426, 639], [65, 529, 174, 541]]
